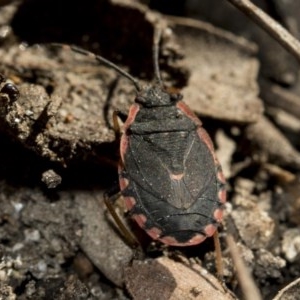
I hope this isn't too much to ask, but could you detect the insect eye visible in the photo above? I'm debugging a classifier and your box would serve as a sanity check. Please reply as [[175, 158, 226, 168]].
[[170, 93, 183, 102], [1, 83, 20, 101]]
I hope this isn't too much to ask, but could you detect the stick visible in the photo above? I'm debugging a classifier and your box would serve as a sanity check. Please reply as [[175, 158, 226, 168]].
[[226, 0, 300, 62], [226, 234, 262, 300]]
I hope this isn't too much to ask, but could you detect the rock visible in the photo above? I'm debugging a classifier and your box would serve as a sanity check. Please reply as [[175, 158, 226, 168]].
[[125, 256, 237, 300]]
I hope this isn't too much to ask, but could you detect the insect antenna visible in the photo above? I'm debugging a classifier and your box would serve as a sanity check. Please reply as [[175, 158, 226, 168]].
[[50, 43, 142, 92], [153, 27, 163, 87]]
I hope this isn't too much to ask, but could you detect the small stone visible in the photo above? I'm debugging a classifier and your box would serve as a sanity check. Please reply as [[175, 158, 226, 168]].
[[254, 249, 286, 279], [41, 169, 62, 188], [231, 209, 275, 250], [282, 228, 300, 263], [24, 229, 40, 242], [25, 281, 36, 297]]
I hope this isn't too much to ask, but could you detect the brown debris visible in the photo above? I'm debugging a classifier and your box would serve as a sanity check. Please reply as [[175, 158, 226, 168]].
[[281, 228, 300, 263], [263, 83, 300, 120], [0, 46, 117, 163], [231, 178, 276, 250], [0, 282, 16, 300], [226, 0, 300, 64], [273, 277, 300, 300], [283, 178, 300, 226], [186, 0, 299, 85], [125, 256, 236, 300], [254, 249, 286, 280], [168, 16, 263, 123], [245, 115, 300, 169], [76, 191, 134, 287]]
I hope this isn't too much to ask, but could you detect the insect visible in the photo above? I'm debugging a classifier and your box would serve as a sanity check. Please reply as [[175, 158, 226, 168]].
[[0, 74, 20, 102], [56, 28, 226, 249]]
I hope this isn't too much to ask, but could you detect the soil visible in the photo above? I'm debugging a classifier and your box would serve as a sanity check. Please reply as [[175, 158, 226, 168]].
[[1, 0, 300, 299]]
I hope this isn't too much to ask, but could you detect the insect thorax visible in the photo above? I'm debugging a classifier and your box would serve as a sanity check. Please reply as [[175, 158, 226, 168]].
[[127, 104, 197, 175], [135, 86, 182, 108]]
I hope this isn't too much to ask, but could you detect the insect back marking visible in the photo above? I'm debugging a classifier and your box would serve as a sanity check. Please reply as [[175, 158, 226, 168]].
[[127, 123, 197, 210]]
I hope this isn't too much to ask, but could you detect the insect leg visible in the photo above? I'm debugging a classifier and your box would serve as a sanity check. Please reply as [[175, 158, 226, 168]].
[[104, 187, 140, 249], [213, 230, 224, 281], [112, 110, 127, 140]]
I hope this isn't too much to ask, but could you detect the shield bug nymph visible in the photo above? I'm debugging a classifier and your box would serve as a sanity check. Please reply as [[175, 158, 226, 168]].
[[59, 27, 226, 249]]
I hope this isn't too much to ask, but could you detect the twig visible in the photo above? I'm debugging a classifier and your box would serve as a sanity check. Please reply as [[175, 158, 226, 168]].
[[262, 83, 300, 120], [226, 234, 262, 300], [226, 0, 300, 63]]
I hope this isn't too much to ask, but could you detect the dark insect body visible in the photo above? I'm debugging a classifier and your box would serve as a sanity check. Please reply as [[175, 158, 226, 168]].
[[61, 34, 226, 247], [119, 86, 226, 246]]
